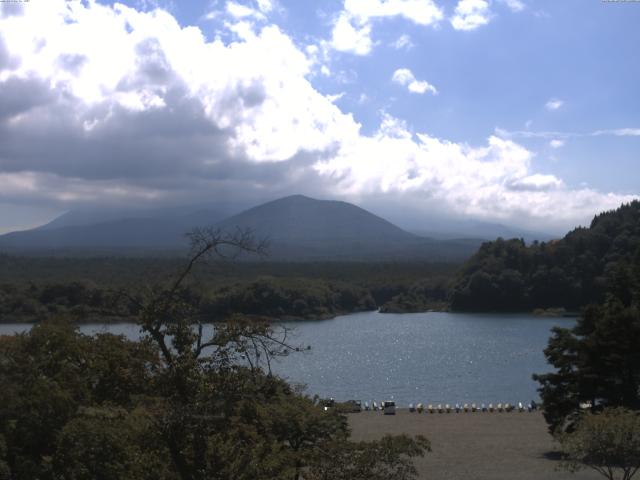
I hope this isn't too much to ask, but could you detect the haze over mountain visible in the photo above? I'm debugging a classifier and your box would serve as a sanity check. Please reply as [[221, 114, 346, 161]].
[[0, 206, 229, 253], [410, 221, 554, 244], [0, 195, 488, 261]]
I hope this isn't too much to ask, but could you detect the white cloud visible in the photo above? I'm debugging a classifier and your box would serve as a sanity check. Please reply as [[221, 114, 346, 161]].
[[326, 92, 345, 103], [392, 68, 438, 95], [594, 128, 640, 137], [226, 1, 266, 20], [0, 0, 634, 232], [509, 174, 563, 192], [498, 0, 526, 12], [451, 0, 491, 31], [330, 12, 373, 55], [392, 34, 414, 50], [545, 98, 564, 111], [256, 0, 275, 13], [343, 0, 444, 25], [496, 127, 640, 139], [330, 0, 442, 55], [549, 139, 565, 149]]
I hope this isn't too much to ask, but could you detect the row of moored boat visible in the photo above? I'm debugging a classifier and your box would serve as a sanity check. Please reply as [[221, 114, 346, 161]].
[[363, 401, 539, 413]]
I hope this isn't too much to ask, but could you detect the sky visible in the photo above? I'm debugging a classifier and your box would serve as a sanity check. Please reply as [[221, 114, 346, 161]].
[[0, 0, 638, 235]]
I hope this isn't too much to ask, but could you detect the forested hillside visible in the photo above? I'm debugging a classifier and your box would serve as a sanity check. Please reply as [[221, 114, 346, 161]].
[[450, 201, 640, 311]]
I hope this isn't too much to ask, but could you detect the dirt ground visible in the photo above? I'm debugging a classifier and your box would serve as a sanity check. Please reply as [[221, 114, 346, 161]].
[[348, 410, 601, 480]]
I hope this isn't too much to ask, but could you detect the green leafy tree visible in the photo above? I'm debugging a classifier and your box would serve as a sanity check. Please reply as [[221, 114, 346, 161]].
[[307, 434, 431, 480], [558, 408, 640, 480], [0, 434, 9, 480], [53, 407, 169, 480], [0, 321, 158, 479]]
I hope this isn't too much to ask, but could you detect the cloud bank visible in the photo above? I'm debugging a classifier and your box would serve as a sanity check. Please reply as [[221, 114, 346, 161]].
[[0, 0, 635, 233]]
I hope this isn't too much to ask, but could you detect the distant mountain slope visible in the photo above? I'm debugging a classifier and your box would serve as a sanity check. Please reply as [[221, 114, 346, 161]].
[[0, 209, 226, 251], [217, 195, 415, 243], [450, 200, 640, 311], [411, 221, 554, 243], [0, 195, 481, 260], [36, 205, 227, 231], [214, 195, 479, 261]]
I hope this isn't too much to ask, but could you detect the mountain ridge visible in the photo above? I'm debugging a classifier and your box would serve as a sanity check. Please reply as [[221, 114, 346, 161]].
[[0, 195, 490, 261]]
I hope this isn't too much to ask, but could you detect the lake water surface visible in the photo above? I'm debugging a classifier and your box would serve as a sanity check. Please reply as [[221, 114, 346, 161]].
[[0, 311, 574, 406]]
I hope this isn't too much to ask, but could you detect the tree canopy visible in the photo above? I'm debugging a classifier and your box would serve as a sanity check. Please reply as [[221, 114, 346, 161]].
[[558, 408, 640, 480], [451, 201, 640, 312], [533, 243, 640, 434]]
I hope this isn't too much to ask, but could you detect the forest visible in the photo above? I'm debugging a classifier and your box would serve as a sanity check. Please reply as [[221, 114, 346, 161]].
[[450, 201, 640, 312], [3, 201, 640, 324], [0, 256, 455, 323]]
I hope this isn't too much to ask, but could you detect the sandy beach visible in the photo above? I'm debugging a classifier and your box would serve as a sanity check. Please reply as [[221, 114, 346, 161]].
[[348, 410, 601, 480]]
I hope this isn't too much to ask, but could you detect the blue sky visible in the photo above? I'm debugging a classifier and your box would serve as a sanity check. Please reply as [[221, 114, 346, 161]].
[[0, 0, 638, 234]]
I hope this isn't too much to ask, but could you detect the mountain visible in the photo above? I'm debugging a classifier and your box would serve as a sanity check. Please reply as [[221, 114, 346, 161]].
[[215, 195, 479, 260], [36, 204, 231, 232], [0, 195, 481, 261], [0, 207, 228, 253]]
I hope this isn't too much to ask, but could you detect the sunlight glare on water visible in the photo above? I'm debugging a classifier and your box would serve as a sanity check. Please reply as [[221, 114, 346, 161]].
[[0, 311, 574, 406]]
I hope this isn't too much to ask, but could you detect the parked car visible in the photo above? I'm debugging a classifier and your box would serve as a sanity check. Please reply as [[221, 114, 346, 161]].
[[346, 400, 362, 412]]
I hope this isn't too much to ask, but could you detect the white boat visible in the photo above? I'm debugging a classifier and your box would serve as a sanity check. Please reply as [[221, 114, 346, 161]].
[[373, 401, 378, 411], [364, 401, 370, 411]]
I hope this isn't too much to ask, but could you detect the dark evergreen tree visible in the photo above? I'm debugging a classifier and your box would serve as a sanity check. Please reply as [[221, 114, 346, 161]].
[[451, 201, 640, 312], [534, 258, 640, 433]]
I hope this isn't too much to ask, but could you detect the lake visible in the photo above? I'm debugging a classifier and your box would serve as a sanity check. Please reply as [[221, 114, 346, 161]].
[[0, 311, 573, 406]]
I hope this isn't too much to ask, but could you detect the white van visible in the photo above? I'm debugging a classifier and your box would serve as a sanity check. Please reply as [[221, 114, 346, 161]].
[[383, 401, 396, 415]]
